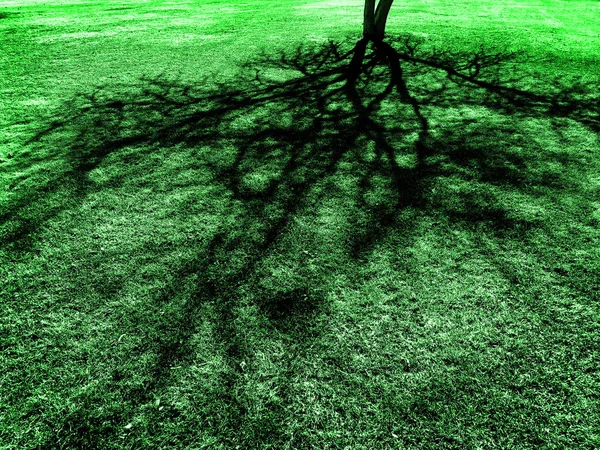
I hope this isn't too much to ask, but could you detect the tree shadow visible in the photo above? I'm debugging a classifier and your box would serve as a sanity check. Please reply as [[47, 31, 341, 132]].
[[10, 33, 599, 447], [0, 11, 17, 20]]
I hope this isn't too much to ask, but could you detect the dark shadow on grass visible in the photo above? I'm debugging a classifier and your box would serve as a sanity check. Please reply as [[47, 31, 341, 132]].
[[15, 34, 599, 447], [1, 95, 140, 253]]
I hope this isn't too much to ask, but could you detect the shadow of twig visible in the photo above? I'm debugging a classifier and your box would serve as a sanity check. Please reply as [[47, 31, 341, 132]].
[[9, 34, 598, 447]]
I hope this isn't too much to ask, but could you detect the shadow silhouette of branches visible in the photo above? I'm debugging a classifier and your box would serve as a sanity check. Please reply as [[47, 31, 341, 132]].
[[10, 34, 599, 447], [7, 35, 597, 254]]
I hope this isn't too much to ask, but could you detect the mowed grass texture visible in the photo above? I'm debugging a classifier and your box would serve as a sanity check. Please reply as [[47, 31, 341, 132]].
[[1, 0, 600, 448]]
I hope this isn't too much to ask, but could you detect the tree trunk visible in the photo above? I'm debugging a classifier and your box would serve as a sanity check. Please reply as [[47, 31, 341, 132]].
[[364, 0, 394, 41], [349, 0, 396, 90], [363, 0, 377, 39], [374, 0, 394, 41]]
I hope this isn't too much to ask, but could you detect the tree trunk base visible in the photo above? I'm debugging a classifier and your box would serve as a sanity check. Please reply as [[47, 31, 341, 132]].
[[345, 37, 401, 93]]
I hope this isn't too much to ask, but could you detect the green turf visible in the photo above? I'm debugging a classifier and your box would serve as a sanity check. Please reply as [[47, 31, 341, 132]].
[[1, 0, 600, 448]]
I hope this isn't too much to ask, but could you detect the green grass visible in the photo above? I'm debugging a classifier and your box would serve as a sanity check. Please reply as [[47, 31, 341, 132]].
[[1, 0, 600, 448]]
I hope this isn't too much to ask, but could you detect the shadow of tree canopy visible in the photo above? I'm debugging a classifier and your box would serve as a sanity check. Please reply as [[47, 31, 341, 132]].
[[5, 35, 597, 254], [6, 34, 600, 447]]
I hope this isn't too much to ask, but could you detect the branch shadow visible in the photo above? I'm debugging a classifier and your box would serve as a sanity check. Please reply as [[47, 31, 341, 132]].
[[10, 34, 598, 447]]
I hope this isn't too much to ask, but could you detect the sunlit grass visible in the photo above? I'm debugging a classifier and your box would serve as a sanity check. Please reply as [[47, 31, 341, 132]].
[[1, 0, 599, 448]]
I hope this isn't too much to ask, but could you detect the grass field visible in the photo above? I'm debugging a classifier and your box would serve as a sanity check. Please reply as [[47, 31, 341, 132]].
[[1, 0, 600, 448]]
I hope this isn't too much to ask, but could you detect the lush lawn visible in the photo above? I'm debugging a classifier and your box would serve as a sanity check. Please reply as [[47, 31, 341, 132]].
[[1, 0, 600, 448]]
